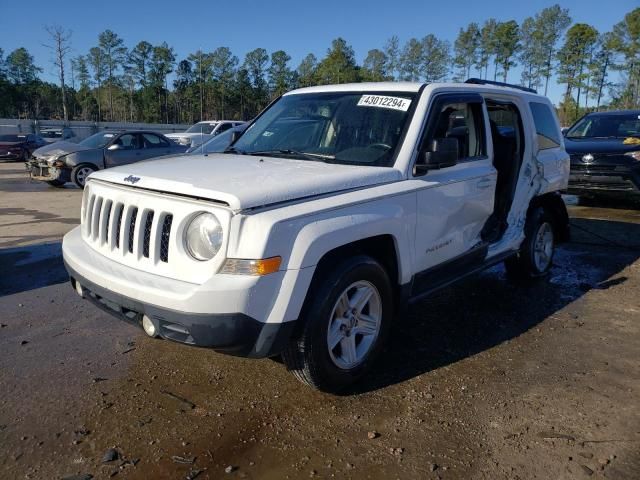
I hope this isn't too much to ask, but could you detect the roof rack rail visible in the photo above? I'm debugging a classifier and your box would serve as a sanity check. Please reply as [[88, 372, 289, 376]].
[[464, 78, 537, 94]]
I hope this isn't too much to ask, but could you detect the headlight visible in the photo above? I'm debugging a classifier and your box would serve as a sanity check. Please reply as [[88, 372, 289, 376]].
[[179, 137, 191, 145], [625, 151, 640, 161], [47, 154, 66, 165], [184, 212, 223, 261]]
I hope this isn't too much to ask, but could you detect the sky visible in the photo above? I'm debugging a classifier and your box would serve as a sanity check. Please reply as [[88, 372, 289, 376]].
[[0, 0, 637, 105]]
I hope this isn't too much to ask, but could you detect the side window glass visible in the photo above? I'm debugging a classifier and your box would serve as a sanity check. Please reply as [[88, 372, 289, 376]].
[[529, 102, 561, 150], [216, 123, 232, 135], [142, 133, 168, 148], [425, 101, 485, 161], [115, 134, 138, 149]]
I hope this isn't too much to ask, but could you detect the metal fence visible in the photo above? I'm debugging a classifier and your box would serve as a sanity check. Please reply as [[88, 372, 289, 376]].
[[0, 119, 190, 141]]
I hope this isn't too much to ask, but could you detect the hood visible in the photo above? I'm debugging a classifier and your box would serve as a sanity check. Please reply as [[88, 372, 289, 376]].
[[90, 153, 402, 211], [564, 137, 640, 155], [33, 140, 94, 159], [165, 132, 208, 139]]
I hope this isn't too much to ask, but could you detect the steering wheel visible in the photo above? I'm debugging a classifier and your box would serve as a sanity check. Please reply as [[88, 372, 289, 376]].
[[368, 143, 392, 151]]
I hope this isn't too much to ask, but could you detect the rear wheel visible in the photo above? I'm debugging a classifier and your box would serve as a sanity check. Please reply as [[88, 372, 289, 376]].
[[505, 207, 555, 280], [281, 255, 393, 393], [71, 164, 97, 189]]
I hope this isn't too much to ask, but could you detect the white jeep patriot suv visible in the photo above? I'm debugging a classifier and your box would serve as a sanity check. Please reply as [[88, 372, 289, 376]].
[[63, 79, 570, 392]]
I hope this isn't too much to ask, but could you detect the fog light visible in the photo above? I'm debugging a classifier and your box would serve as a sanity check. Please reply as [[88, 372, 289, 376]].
[[74, 280, 84, 298], [142, 315, 157, 337]]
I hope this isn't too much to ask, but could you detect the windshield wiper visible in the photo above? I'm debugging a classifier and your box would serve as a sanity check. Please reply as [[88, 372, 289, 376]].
[[246, 149, 334, 162]]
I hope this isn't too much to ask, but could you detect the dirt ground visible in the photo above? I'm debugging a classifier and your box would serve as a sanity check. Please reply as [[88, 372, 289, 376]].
[[1, 161, 639, 480]]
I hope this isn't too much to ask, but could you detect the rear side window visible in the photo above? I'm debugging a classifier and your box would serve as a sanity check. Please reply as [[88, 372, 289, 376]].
[[529, 102, 561, 150], [142, 133, 169, 148]]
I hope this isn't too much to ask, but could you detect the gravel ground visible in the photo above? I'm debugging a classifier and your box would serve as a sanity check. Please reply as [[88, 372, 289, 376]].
[[1, 161, 639, 479]]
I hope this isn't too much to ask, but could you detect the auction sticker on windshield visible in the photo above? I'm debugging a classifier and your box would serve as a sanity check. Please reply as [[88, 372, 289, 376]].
[[357, 95, 411, 111]]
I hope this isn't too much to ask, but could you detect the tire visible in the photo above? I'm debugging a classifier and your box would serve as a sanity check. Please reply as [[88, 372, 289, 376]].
[[281, 255, 393, 393], [71, 164, 97, 189], [46, 180, 66, 188], [505, 206, 556, 280]]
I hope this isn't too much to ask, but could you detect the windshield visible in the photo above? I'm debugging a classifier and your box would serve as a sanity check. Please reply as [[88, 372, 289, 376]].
[[187, 127, 241, 154], [566, 113, 640, 139], [229, 91, 416, 166], [185, 122, 217, 134], [0, 134, 23, 142], [79, 132, 117, 149]]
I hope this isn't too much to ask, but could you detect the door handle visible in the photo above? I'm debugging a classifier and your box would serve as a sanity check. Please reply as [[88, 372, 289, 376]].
[[476, 178, 493, 189]]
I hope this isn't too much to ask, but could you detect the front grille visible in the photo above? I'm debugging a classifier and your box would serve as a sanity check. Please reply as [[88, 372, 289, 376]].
[[80, 182, 227, 284], [571, 164, 619, 172], [84, 192, 174, 263]]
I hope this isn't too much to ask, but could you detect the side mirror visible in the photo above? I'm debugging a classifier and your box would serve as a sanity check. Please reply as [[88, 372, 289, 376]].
[[414, 137, 459, 175], [561, 127, 569, 136], [107, 144, 121, 151]]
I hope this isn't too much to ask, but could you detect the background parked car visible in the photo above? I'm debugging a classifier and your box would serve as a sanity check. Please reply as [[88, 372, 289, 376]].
[[27, 130, 188, 188], [39, 127, 77, 144], [565, 110, 640, 201], [186, 124, 248, 154], [0, 134, 47, 161], [166, 120, 246, 148]]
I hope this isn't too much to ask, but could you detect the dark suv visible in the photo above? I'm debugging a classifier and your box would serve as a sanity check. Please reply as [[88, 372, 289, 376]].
[[565, 110, 640, 199]]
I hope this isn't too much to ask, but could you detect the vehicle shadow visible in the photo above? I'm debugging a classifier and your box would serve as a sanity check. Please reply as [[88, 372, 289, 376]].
[[0, 242, 68, 296], [349, 217, 640, 394], [0, 177, 79, 193], [0, 207, 79, 229]]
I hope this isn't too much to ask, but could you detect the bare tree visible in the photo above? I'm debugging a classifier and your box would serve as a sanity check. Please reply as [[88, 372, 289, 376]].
[[44, 25, 72, 122]]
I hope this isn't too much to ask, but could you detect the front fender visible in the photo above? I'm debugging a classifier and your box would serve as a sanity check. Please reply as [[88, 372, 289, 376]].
[[262, 200, 415, 324], [288, 206, 412, 281], [65, 150, 104, 169]]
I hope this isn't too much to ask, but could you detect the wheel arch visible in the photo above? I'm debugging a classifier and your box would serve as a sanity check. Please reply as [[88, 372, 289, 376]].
[[65, 150, 105, 169], [529, 192, 570, 243], [282, 234, 404, 340]]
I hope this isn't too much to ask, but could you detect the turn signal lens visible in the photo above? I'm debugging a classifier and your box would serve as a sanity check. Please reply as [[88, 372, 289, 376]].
[[221, 256, 282, 276]]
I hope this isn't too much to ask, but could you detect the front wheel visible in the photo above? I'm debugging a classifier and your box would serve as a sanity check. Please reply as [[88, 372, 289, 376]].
[[281, 255, 393, 393], [71, 164, 97, 189], [505, 207, 555, 280]]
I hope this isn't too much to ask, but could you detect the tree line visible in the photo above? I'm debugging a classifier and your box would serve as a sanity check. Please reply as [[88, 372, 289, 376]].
[[0, 5, 637, 126]]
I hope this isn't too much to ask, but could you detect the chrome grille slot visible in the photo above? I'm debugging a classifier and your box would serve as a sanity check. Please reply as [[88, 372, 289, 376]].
[[127, 207, 138, 254], [114, 204, 124, 249], [85, 194, 96, 237], [91, 197, 103, 241], [142, 210, 154, 258], [160, 214, 173, 263], [99, 200, 113, 245]]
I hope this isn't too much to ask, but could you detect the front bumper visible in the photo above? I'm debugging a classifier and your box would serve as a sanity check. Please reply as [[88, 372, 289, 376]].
[[66, 262, 295, 357], [26, 160, 70, 183], [62, 227, 298, 357], [568, 163, 640, 196]]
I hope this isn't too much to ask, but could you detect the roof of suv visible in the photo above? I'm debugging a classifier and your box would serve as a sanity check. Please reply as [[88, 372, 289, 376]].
[[287, 81, 548, 101]]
